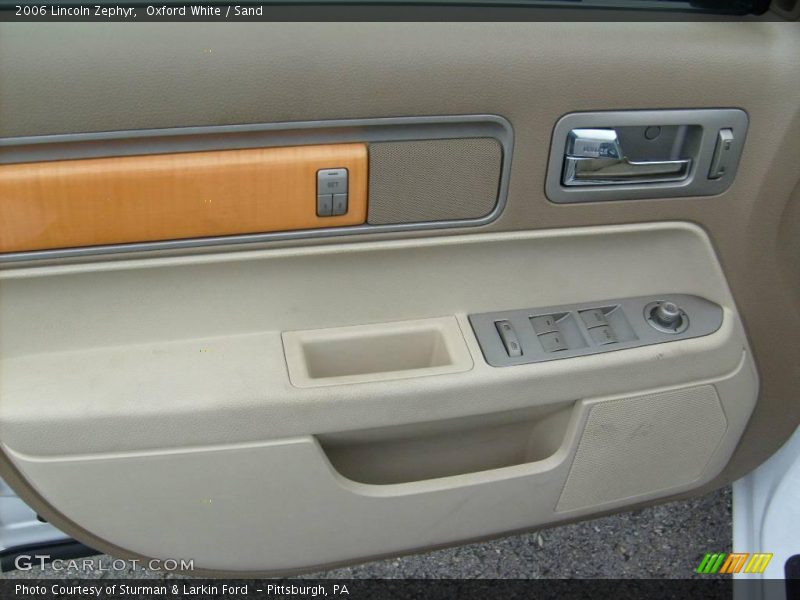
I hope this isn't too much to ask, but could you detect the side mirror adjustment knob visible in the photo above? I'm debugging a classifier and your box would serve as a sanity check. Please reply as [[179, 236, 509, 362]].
[[653, 301, 682, 327]]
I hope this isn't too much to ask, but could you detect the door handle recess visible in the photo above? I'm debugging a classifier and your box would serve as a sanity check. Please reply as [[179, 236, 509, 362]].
[[562, 128, 691, 186]]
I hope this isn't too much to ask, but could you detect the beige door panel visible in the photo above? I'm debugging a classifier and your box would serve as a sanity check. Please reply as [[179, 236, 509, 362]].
[[1, 224, 757, 571], [0, 224, 746, 452], [5, 358, 754, 573], [1, 22, 799, 574]]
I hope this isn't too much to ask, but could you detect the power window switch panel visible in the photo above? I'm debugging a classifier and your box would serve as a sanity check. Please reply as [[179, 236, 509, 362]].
[[316, 194, 333, 217], [539, 331, 568, 353], [332, 193, 348, 216], [531, 315, 559, 335], [589, 325, 617, 345], [579, 308, 608, 329], [495, 320, 523, 357]]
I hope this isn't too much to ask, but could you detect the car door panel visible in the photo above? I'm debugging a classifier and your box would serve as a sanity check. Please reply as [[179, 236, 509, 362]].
[[0, 223, 758, 572], [0, 21, 799, 575]]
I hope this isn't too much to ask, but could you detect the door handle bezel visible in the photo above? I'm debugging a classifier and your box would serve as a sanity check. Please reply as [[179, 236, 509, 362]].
[[545, 109, 748, 203]]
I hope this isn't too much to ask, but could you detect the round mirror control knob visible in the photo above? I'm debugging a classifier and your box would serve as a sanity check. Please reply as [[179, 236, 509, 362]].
[[653, 301, 682, 328]]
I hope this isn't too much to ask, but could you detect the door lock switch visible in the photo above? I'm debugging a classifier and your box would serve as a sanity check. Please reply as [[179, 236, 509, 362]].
[[708, 128, 735, 180], [317, 168, 348, 217], [495, 320, 523, 357], [538, 331, 568, 353]]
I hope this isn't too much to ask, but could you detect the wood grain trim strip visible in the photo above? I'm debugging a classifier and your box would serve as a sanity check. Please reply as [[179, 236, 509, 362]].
[[0, 143, 368, 253]]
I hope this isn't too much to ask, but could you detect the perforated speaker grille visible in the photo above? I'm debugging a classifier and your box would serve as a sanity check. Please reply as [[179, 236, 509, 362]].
[[367, 138, 502, 225], [556, 385, 727, 513]]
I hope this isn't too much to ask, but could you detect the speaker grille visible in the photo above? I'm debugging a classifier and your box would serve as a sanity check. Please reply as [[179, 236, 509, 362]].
[[557, 385, 727, 513], [367, 138, 502, 225]]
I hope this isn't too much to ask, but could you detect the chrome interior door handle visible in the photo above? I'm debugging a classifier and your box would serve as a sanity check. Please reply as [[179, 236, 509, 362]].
[[564, 156, 692, 185], [563, 128, 692, 186]]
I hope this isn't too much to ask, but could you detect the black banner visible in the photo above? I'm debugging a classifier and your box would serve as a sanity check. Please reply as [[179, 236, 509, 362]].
[[2, 578, 794, 600], [0, 1, 781, 22]]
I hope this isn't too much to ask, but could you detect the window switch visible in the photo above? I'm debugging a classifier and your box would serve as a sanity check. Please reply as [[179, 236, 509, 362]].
[[531, 315, 559, 335], [495, 320, 523, 357], [579, 308, 608, 329], [539, 331, 568, 353], [589, 325, 617, 345]]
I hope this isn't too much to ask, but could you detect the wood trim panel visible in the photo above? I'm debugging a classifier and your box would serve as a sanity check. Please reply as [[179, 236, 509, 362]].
[[0, 144, 368, 252]]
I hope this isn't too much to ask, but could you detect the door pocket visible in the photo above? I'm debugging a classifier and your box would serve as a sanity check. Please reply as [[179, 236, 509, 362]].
[[319, 403, 574, 485]]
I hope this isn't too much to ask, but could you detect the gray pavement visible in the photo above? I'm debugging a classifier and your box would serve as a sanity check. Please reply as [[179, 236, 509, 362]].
[[2, 486, 731, 579]]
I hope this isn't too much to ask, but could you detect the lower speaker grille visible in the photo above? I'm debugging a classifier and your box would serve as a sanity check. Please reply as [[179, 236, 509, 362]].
[[557, 385, 727, 513]]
